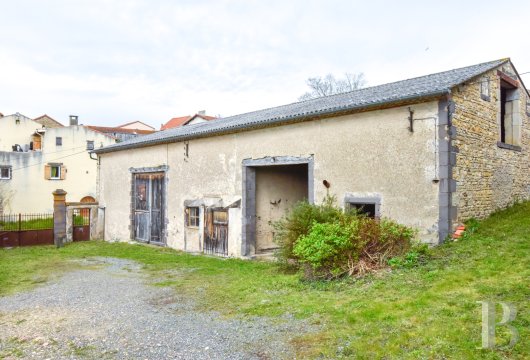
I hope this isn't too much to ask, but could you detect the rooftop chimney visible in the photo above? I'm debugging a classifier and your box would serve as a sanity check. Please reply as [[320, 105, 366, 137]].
[[198, 110, 206, 115], [69, 115, 78, 126]]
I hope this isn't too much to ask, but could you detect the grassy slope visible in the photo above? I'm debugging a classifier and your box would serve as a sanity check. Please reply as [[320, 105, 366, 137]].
[[1, 203, 528, 359]]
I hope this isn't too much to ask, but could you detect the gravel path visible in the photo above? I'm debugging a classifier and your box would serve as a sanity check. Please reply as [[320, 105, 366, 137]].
[[0, 257, 312, 359]]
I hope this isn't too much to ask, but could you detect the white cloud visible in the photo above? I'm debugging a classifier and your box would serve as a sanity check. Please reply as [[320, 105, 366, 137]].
[[0, 0, 529, 128]]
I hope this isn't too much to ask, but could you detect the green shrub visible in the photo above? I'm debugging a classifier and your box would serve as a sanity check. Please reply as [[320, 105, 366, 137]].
[[293, 221, 360, 278], [274, 196, 417, 279], [273, 196, 343, 267]]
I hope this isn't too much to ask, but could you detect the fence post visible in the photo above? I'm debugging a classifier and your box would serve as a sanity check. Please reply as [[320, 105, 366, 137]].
[[53, 189, 67, 248], [18, 213, 21, 247]]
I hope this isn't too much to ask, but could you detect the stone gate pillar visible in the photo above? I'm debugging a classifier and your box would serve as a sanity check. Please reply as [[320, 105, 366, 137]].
[[53, 189, 67, 248]]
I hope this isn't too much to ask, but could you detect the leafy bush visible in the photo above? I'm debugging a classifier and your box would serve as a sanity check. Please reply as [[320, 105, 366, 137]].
[[293, 221, 360, 278], [274, 196, 417, 279], [273, 196, 343, 268]]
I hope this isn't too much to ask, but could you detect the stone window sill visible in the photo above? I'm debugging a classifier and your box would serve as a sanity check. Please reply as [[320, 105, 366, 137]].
[[480, 94, 490, 102], [497, 141, 521, 152]]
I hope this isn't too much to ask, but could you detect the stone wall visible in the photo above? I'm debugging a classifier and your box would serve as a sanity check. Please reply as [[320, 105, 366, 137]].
[[452, 62, 530, 221]]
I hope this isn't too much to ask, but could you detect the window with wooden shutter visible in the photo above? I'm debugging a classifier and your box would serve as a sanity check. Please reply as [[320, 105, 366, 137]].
[[44, 164, 51, 179], [32, 135, 41, 150], [45, 163, 65, 180]]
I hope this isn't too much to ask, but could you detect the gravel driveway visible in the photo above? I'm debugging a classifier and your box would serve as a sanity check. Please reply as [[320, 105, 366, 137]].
[[0, 257, 312, 359]]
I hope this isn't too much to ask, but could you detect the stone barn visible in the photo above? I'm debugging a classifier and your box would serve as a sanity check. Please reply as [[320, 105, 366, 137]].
[[94, 58, 530, 258]]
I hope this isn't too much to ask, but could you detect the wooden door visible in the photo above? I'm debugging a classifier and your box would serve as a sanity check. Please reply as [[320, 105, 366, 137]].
[[204, 209, 228, 256], [133, 173, 165, 244]]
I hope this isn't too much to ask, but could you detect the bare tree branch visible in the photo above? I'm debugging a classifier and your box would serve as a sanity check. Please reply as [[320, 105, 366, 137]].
[[299, 72, 366, 101]]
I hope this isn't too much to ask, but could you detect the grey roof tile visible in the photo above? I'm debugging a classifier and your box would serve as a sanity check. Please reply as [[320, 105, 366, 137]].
[[95, 58, 508, 153]]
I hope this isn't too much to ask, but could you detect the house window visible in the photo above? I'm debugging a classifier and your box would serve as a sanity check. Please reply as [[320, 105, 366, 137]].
[[526, 97, 530, 117], [45, 164, 65, 180], [480, 77, 490, 101], [0, 166, 11, 180], [348, 203, 377, 218], [50, 166, 61, 179], [499, 78, 521, 149], [86, 140, 94, 150], [344, 196, 381, 218], [186, 207, 200, 227], [56, 137, 62, 146]]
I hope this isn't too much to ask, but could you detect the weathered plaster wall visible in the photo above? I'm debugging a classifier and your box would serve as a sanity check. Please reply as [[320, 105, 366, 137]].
[[99, 101, 441, 255], [452, 63, 530, 221], [0, 126, 115, 213]]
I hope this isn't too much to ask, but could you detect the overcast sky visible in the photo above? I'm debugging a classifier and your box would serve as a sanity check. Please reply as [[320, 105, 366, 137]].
[[1, 0, 529, 128]]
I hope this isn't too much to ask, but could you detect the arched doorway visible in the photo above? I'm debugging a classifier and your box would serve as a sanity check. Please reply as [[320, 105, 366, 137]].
[[80, 196, 96, 203], [79, 196, 95, 220]]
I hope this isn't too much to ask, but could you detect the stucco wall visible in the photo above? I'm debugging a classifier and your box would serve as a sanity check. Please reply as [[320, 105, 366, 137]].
[[99, 101, 441, 255], [0, 114, 41, 152], [0, 126, 115, 213], [452, 63, 530, 221]]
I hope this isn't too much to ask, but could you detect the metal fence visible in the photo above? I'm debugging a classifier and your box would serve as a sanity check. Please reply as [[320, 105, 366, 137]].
[[0, 213, 54, 231]]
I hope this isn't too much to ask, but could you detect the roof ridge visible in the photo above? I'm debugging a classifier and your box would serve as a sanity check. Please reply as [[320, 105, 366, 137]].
[[95, 58, 512, 154], [213, 59, 508, 121], [293, 58, 510, 105]]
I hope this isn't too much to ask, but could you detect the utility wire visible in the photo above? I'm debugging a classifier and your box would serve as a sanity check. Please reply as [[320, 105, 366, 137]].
[[13, 145, 87, 157], [11, 149, 90, 172]]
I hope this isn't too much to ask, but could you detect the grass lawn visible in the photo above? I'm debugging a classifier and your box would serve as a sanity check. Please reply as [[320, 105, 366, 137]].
[[0, 216, 54, 231], [1, 203, 528, 359]]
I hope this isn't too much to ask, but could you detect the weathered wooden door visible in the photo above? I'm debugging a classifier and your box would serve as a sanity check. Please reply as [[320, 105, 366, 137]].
[[133, 173, 165, 244], [204, 209, 228, 256]]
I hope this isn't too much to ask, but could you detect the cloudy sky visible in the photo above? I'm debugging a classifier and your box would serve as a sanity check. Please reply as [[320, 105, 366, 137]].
[[1, 0, 529, 129]]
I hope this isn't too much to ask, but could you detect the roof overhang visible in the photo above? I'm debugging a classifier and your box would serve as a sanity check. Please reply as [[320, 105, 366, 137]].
[[94, 90, 448, 155]]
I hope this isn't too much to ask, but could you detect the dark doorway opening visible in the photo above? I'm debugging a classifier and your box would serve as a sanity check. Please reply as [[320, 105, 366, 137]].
[[254, 164, 308, 254]]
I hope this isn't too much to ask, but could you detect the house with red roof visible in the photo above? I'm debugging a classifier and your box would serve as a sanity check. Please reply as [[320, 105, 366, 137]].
[[161, 111, 216, 130]]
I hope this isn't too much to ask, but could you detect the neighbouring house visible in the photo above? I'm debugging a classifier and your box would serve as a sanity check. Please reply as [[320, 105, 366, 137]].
[[117, 121, 155, 132], [94, 58, 530, 259], [86, 125, 155, 142], [161, 111, 216, 130], [33, 114, 64, 128], [0, 114, 116, 213]]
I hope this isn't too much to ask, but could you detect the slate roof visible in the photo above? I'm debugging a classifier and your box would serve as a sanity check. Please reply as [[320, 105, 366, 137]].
[[95, 58, 509, 154]]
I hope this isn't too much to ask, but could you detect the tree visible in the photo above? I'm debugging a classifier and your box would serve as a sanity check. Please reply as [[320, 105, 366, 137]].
[[0, 182, 13, 216], [299, 72, 366, 101]]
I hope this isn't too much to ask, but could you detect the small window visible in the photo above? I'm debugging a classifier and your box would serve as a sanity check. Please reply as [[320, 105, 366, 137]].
[[348, 203, 377, 218], [45, 164, 65, 180], [50, 166, 61, 179], [345, 196, 380, 218], [0, 166, 11, 180], [86, 140, 94, 150], [186, 207, 200, 227], [526, 97, 530, 117], [480, 77, 490, 101], [56, 137, 62, 146]]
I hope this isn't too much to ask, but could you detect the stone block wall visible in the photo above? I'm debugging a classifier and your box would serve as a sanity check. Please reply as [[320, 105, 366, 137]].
[[452, 62, 530, 221]]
